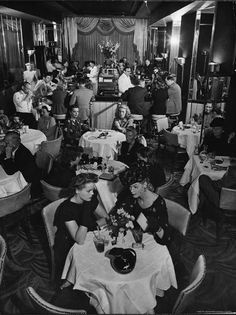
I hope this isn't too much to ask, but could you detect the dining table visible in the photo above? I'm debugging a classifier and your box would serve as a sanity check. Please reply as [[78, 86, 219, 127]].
[[180, 154, 230, 213], [62, 230, 177, 314], [0, 165, 27, 198], [76, 160, 127, 213], [172, 125, 201, 157], [20, 128, 47, 155], [79, 129, 126, 160]]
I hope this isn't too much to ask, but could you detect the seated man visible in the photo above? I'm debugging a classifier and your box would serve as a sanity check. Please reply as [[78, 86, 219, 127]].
[[199, 164, 236, 216], [201, 117, 233, 156], [0, 130, 41, 197]]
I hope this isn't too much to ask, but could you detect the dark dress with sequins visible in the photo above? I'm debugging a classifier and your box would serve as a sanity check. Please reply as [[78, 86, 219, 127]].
[[114, 194, 171, 245]]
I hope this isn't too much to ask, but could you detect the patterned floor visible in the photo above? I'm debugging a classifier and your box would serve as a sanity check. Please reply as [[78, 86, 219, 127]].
[[1, 146, 236, 314]]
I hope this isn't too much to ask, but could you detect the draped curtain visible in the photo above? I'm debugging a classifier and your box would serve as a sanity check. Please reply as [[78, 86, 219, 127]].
[[63, 17, 147, 65], [0, 14, 24, 88]]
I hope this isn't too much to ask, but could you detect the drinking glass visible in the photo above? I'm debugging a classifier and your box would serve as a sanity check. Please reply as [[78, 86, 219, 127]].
[[93, 236, 105, 253]]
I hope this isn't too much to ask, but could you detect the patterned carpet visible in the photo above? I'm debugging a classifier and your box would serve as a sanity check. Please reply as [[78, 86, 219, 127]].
[[1, 146, 236, 314]]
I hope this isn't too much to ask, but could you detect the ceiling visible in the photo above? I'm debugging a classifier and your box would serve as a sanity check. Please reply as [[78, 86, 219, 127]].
[[0, 0, 191, 23]]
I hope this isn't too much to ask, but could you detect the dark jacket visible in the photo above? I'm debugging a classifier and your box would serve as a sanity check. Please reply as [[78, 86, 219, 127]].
[[118, 140, 144, 166], [0, 143, 39, 183], [122, 86, 150, 116], [151, 88, 168, 115]]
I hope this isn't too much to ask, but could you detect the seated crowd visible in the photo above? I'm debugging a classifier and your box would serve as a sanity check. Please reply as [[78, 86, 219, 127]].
[[1, 54, 236, 314]]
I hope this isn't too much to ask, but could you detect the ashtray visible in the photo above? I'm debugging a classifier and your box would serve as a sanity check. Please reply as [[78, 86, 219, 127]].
[[215, 159, 224, 164]]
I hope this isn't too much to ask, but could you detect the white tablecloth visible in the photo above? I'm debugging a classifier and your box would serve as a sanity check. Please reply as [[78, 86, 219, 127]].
[[0, 166, 27, 198], [180, 155, 229, 213], [172, 125, 201, 157], [76, 160, 127, 213], [62, 231, 177, 314], [21, 129, 47, 155], [79, 130, 126, 160]]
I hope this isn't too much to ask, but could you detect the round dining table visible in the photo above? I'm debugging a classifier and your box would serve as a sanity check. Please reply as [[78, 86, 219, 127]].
[[180, 154, 230, 213], [172, 125, 201, 157], [79, 129, 126, 160], [20, 129, 47, 155], [62, 230, 177, 314]]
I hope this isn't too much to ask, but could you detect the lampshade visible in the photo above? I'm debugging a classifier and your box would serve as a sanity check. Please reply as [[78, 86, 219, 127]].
[[174, 57, 185, 66], [27, 50, 35, 56], [209, 62, 220, 73]]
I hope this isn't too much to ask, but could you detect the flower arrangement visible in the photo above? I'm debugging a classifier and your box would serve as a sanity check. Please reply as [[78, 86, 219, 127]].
[[98, 40, 120, 60], [108, 208, 135, 238]]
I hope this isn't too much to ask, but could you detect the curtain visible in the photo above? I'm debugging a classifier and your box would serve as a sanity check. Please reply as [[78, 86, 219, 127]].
[[0, 14, 24, 88], [62, 17, 148, 65]]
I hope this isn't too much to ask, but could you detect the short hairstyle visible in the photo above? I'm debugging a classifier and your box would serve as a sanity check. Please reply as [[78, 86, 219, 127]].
[[166, 74, 176, 81], [41, 105, 51, 112], [124, 66, 131, 72], [126, 125, 137, 134], [131, 77, 140, 86], [210, 117, 225, 128], [78, 77, 86, 85], [5, 130, 21, 139], [70, 173, 98, 193], [114, 103, 131, 119], [69, 105, 79, 112], [90, 60, 95, 65]]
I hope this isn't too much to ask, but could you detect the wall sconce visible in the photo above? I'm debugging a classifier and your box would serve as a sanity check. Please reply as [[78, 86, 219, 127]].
[[174, 57, 186, 66], [209, 62, 220, 73]]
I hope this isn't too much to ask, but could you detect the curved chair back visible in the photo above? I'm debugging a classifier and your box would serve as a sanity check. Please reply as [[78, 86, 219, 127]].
[[219, 187, 236, 211], [40, 135, 63, 159], [163, 129, 179, 147], [164, 198, 191, 236], [42, 198, 66, 280], [0, 235, 7, 286], [156, 174, 174, 197], [35, 151, 54, 177], [40, 180, 63, 202], [26, 286, 86, 314], [172, 255, 206, 314], [0, 183, 31, 218]]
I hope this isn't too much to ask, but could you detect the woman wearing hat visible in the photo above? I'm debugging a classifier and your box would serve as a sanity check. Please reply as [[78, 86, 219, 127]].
[[115, 164, 171, 246], [112, 103, 133, 134], [201, 117, 231, 156]]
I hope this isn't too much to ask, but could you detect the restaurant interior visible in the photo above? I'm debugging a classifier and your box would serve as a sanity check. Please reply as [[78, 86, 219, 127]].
[[0, 0, 236, 314]]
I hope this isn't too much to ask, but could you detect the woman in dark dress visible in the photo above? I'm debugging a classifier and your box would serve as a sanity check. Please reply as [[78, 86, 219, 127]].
[[114, 165, 171, 245], [151, 77, 168, 115], [118, 126, 144, 167], [53, 173, 108, 282]]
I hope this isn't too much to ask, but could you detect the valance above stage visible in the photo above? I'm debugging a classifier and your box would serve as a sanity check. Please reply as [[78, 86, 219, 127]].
[[63, 17, 148, 63]]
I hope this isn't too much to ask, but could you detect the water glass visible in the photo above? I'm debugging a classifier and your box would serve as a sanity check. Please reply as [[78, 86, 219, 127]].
[[93, 236, 105, 253]]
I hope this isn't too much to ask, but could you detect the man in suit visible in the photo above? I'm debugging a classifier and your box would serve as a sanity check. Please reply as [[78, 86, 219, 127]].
[[165, 74, 182, 115], [0, 130, 41, 197], [69, 77, 94, 124], [198, 163, 236, 215], [122, 77, 150, 134]]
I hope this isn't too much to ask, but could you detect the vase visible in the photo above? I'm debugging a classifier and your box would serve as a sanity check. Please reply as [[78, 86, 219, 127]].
[[104, 58, 113, 67]]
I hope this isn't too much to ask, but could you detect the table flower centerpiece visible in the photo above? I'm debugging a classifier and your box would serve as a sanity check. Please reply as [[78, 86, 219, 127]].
[[98, 40, 120, 66], [107, 207, 135, 243]]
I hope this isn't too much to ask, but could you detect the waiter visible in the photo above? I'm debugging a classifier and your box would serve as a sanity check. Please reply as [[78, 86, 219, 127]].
[[13, 82, 37, 129]]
